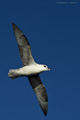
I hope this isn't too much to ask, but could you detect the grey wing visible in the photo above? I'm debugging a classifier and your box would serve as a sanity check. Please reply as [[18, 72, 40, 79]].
[[28, 75, 48, 116], [12, 23, 35, 66]]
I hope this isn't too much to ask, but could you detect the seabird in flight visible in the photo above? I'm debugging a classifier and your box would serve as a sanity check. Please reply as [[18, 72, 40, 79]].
[[8, 23, 50, 116]]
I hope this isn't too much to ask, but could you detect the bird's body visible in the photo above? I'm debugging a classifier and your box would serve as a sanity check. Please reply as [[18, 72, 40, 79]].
[[8, 23, 50, 116], [8, 64, 49, 78]]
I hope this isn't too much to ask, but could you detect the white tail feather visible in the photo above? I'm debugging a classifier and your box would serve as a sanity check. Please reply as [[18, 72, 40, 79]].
[[8, 69, 18, 79]]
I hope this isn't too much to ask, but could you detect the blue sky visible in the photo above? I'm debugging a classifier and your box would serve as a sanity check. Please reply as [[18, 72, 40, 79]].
[[0, 0, 80, 119]]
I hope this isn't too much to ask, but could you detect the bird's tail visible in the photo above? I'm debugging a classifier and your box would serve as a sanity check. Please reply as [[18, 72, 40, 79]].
[[8, 69, 18, 79]]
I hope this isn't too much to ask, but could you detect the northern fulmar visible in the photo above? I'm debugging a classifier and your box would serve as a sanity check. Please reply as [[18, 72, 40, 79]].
[[8, 23, 50, 116]]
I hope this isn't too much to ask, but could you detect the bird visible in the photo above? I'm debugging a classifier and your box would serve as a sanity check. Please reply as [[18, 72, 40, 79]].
[[8, 23, 50, 116]]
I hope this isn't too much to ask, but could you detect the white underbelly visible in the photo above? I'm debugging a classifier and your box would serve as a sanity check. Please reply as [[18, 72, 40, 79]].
[[18, 65, 40, 76]]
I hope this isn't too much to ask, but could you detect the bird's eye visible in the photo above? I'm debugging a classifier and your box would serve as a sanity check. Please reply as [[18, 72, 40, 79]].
[[44, 65, 46, 67]]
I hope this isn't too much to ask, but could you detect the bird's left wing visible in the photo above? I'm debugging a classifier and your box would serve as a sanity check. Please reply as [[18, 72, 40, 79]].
[[28, 75, 48, 116], [12, 23, 35, 66]]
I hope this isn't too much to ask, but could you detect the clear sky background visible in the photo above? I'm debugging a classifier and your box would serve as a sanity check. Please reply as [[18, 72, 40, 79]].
[[0, 0, 80, 119]]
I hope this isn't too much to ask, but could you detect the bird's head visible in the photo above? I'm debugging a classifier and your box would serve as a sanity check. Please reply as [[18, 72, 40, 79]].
[[43, 65, 50, 71], [38, 64, 50, 72]]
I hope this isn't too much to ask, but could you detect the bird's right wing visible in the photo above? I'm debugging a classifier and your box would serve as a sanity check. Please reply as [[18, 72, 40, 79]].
[[28, 75, 48, 116], [12, 23, 35, 66]]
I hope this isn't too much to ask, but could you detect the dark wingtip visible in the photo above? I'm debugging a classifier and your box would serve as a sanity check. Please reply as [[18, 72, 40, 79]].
[[12, 23, 15, 26], [43, 108, 48, 116], [12, 23, 17, 28], [44, 111, 47, 116], [12, 23, 14, 25], [12, 23, 20, 33], [41, 104, 48, 116]]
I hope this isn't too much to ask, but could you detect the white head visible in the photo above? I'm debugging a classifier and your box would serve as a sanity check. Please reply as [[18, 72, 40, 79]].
[[37, 64, 50, 72]]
